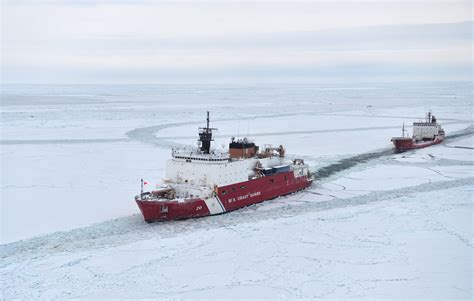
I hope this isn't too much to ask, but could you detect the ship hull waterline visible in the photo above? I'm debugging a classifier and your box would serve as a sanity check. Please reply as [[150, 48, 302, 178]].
[[136, 170, 312, 222]]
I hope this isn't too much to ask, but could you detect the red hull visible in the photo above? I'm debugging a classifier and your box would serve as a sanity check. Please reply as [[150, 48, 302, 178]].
[[136, 170, 312, 222], [391, 136, 444, 152]]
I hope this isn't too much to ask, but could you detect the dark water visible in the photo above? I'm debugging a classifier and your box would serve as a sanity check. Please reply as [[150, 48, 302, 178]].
[[312, 149, 394, 179]]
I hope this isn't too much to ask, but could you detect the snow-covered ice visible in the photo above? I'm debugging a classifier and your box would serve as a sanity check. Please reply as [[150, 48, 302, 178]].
[[1, 83, 472, 298]]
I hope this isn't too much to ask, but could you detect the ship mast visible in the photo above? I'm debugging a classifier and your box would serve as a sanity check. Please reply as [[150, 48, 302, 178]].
[[401, 122, 410, 138], [198, 111, 217, 154]]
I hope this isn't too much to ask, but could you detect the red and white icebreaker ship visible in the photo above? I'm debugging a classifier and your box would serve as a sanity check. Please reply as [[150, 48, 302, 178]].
[[391, 111, 445, 152], [135, 112, 313, 222]]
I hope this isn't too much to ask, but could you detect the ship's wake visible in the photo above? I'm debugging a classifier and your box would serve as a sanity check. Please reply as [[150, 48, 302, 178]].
[[444, 124, 474, 141], [311, 148, 393, 180], [2, 174, 472, 259]]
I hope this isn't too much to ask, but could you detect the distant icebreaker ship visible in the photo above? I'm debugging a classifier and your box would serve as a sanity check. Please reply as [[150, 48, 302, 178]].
[[391, 112, 445, 152]]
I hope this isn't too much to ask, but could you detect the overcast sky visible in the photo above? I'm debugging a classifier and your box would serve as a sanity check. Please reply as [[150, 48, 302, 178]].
[[2, 0, 473, 84]]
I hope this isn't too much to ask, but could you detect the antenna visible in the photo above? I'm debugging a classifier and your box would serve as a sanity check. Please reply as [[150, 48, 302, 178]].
[[247, 120, 249, 139], [237, 120, 240, 138]]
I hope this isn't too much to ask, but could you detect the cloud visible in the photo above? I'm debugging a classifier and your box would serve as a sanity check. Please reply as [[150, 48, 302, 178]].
[[2, 1, 473, 83]]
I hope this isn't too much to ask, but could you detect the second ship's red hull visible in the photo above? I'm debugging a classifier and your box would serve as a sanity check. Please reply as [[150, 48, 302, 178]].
[[136, 170, 312, 222], [391, 136, 444, 152]]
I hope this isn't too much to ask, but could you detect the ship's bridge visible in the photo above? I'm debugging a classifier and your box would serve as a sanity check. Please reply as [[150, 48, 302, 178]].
[[167, 147, 249, 187], [171, 147, 230, 164]]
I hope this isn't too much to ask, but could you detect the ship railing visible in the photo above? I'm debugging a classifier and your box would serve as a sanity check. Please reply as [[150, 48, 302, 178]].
[[171, 148, 230, 161]]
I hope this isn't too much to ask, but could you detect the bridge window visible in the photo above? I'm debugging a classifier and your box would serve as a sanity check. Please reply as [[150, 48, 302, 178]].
[[222, 190, 227, 196]]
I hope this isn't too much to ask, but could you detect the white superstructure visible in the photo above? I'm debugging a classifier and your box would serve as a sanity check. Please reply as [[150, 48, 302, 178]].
[[412, 112, 444, 141], [166, 147, 286, 197], [141, 112, 311, 201]]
